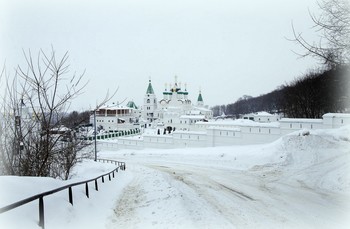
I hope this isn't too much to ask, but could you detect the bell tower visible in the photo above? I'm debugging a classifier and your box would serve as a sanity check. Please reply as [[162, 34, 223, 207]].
[[143, 77, 157, 124]]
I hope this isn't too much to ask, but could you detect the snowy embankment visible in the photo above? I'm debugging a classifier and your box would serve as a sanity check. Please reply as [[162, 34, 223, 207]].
[[1, 126, 350, 228]]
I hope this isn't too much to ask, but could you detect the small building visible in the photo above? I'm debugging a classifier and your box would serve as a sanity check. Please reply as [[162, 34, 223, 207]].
[[322, 113, 350, 128], [90, 103, 141, 131], [242, 112, 280, 123]]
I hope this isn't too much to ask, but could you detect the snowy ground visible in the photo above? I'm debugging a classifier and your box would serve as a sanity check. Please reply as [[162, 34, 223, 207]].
[[1, 126, 350, 228]]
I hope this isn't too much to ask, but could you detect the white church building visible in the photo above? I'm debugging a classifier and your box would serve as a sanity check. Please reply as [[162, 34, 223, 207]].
[[142, 76, 213, 131], [91, 76, 213, 132]]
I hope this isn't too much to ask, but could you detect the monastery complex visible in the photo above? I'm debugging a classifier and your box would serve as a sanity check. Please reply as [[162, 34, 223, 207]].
[[91, 76, 213, 132], [90, 77, 350, 149]]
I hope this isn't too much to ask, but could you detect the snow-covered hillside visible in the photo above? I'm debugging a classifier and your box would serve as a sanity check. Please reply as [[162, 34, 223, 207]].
[[1, 126, 349, 228]]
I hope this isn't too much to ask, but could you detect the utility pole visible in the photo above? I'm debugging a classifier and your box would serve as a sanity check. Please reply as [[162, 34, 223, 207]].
[[90, 86, 121, 162], [94, 109, 97, 161]]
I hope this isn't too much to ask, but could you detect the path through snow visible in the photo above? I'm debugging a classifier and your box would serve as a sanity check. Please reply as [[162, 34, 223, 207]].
[[105, 160, 349, 229]]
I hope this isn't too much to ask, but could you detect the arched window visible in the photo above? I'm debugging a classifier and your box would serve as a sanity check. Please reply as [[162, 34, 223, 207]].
[[147, 99, 150, 103]]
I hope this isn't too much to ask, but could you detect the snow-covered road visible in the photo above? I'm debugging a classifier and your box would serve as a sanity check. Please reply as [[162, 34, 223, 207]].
[[1, 127, 349, 229], [105, 152, 349, 229]]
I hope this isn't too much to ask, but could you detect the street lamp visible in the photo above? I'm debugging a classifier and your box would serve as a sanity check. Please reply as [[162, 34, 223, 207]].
[[92, 101, 124, 161], [93, 109, 97, 161]]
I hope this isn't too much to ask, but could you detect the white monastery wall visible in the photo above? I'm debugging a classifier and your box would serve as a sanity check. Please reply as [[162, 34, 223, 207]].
[[96, 113, 350, 150]]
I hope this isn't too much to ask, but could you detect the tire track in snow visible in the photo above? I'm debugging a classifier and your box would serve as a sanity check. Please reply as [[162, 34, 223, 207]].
[[218, 183, 255, 201], [148, 164, 259, 226], [147, 164, 292, 228], [107, 164, 234, 228]]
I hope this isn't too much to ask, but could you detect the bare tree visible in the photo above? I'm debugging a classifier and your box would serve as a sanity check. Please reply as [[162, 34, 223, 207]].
[[291, 0, 350, 67], [0, 48, 90, 179]]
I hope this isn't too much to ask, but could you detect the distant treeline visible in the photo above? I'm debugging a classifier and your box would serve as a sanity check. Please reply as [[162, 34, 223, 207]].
[[212, 65, 350, 118], [61, 110, 91, 129]]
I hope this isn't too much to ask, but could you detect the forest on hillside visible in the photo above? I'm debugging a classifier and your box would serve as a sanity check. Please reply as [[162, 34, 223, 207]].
[[211, 65, 350, 118], [212, 0, 349, 119]]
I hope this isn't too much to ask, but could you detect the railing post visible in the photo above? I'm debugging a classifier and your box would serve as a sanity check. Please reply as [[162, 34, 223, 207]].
[[39, 197, 45, 229], [68, 187, 73, 205], [85, 182, 89, 198], [95, 179, 98, 191], [102, 176, 105, 183], [108, 173, 111, 181], [112, 171, 115, 178]]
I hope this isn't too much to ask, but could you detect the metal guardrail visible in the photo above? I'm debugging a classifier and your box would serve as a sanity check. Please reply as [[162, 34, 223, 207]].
[[0, 158, 126, 229]]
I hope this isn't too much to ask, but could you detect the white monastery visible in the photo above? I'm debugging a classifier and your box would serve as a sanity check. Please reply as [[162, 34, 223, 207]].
[[91, 76, 213, 132], [90, 77, 350, 149]]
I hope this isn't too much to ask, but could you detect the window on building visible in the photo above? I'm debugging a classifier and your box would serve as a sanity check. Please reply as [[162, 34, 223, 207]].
[[147, 99, 150, 103]]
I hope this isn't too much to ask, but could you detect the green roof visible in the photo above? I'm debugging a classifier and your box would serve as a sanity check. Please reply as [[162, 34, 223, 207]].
[[197, 92, 203, 102], [126, 101, 138, 109], [146, 79, 154, 94]]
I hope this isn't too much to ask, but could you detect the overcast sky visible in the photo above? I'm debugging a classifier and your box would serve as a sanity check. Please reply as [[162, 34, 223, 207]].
[[0, 0, 323, 111]]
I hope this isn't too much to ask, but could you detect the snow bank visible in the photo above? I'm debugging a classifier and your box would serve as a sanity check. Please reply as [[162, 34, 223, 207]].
[[1, 125, 349, 228], [0, 160, 131, 229]]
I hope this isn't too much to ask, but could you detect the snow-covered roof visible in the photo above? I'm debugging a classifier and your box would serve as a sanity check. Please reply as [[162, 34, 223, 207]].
[[189, 110, 201, 115], [51, 126, 70, 132], [193, 106, 211, 112], [206, 126, 241, 131], [244, 111, 276, 117], [180, 115, 205, 119], [322, 113, 350, 118], [98, 104, 132, 110], [196, 118, 280, 127], [280, 118, 323, 123]]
